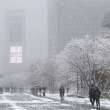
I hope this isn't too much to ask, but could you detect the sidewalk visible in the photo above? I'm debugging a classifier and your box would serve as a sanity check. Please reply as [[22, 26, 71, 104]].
[[46, 93, 110, 109]]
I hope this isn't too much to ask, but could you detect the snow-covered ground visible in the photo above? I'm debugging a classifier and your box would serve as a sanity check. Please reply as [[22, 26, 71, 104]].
[[46, 93, 110, 109], [0, 92, 108, 110], [0, 92, 82, 110]]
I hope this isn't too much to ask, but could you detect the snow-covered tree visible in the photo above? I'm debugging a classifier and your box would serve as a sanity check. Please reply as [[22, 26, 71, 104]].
[[56, 34, 110, 93], [29, 59, 58, 92]]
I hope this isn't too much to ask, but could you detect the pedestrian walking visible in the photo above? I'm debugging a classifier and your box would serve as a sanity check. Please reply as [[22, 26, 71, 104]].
[[89, 84, 95, 106], [89, 84, 101, 109], [94, 86, 101, 109], [59, 85, 65, 102], [42, 87, 46, 96], [39, 87, 42, 96]]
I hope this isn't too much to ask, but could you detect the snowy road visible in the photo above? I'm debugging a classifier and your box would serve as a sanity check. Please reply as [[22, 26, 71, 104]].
[[0, 93, 108, 110]]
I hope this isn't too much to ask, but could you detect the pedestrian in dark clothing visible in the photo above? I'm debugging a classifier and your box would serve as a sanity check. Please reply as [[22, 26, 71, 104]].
[[89, 84, 96, 106], [42, 87, 46, 96], [59, 86, 65, 102], [89, 84, 101, 109], [94, 86, 101, 109], [39, 87, 42, 96]]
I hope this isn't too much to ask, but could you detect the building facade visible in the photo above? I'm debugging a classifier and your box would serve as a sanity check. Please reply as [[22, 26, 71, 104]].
[[0, 0, 48, 76], [48, 0, 110, 57], [3, 10, 26, 74]]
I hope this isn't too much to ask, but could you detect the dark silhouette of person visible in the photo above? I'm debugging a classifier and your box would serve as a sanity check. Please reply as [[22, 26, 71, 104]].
[[59, 85, 65, 102], [94, 86, 101, 109], [39, 87, 42, 96], [42, 87, 46, 96], [89, 84, 101, 109], [89, 84, 96, 106]]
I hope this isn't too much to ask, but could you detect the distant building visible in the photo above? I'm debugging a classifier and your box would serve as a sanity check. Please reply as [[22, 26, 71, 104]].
[[48, 0, 58, 56], [102, 11, 110, 29], [48, 0, 110, 57], [0, 0, 48, 75], [3, 10, 26, 74]]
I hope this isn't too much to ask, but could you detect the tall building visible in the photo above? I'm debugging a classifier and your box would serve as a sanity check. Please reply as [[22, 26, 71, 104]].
[[3, 10, 26, 74], [102, 11, 110, 29], [48, 0, 110, 56], [48, 0, 58, 56], [0, 0, 48, 76]]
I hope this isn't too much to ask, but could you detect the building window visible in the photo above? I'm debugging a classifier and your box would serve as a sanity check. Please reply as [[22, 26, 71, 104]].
[[9, 46, 22, 63], [7, 11, 24, 43]]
